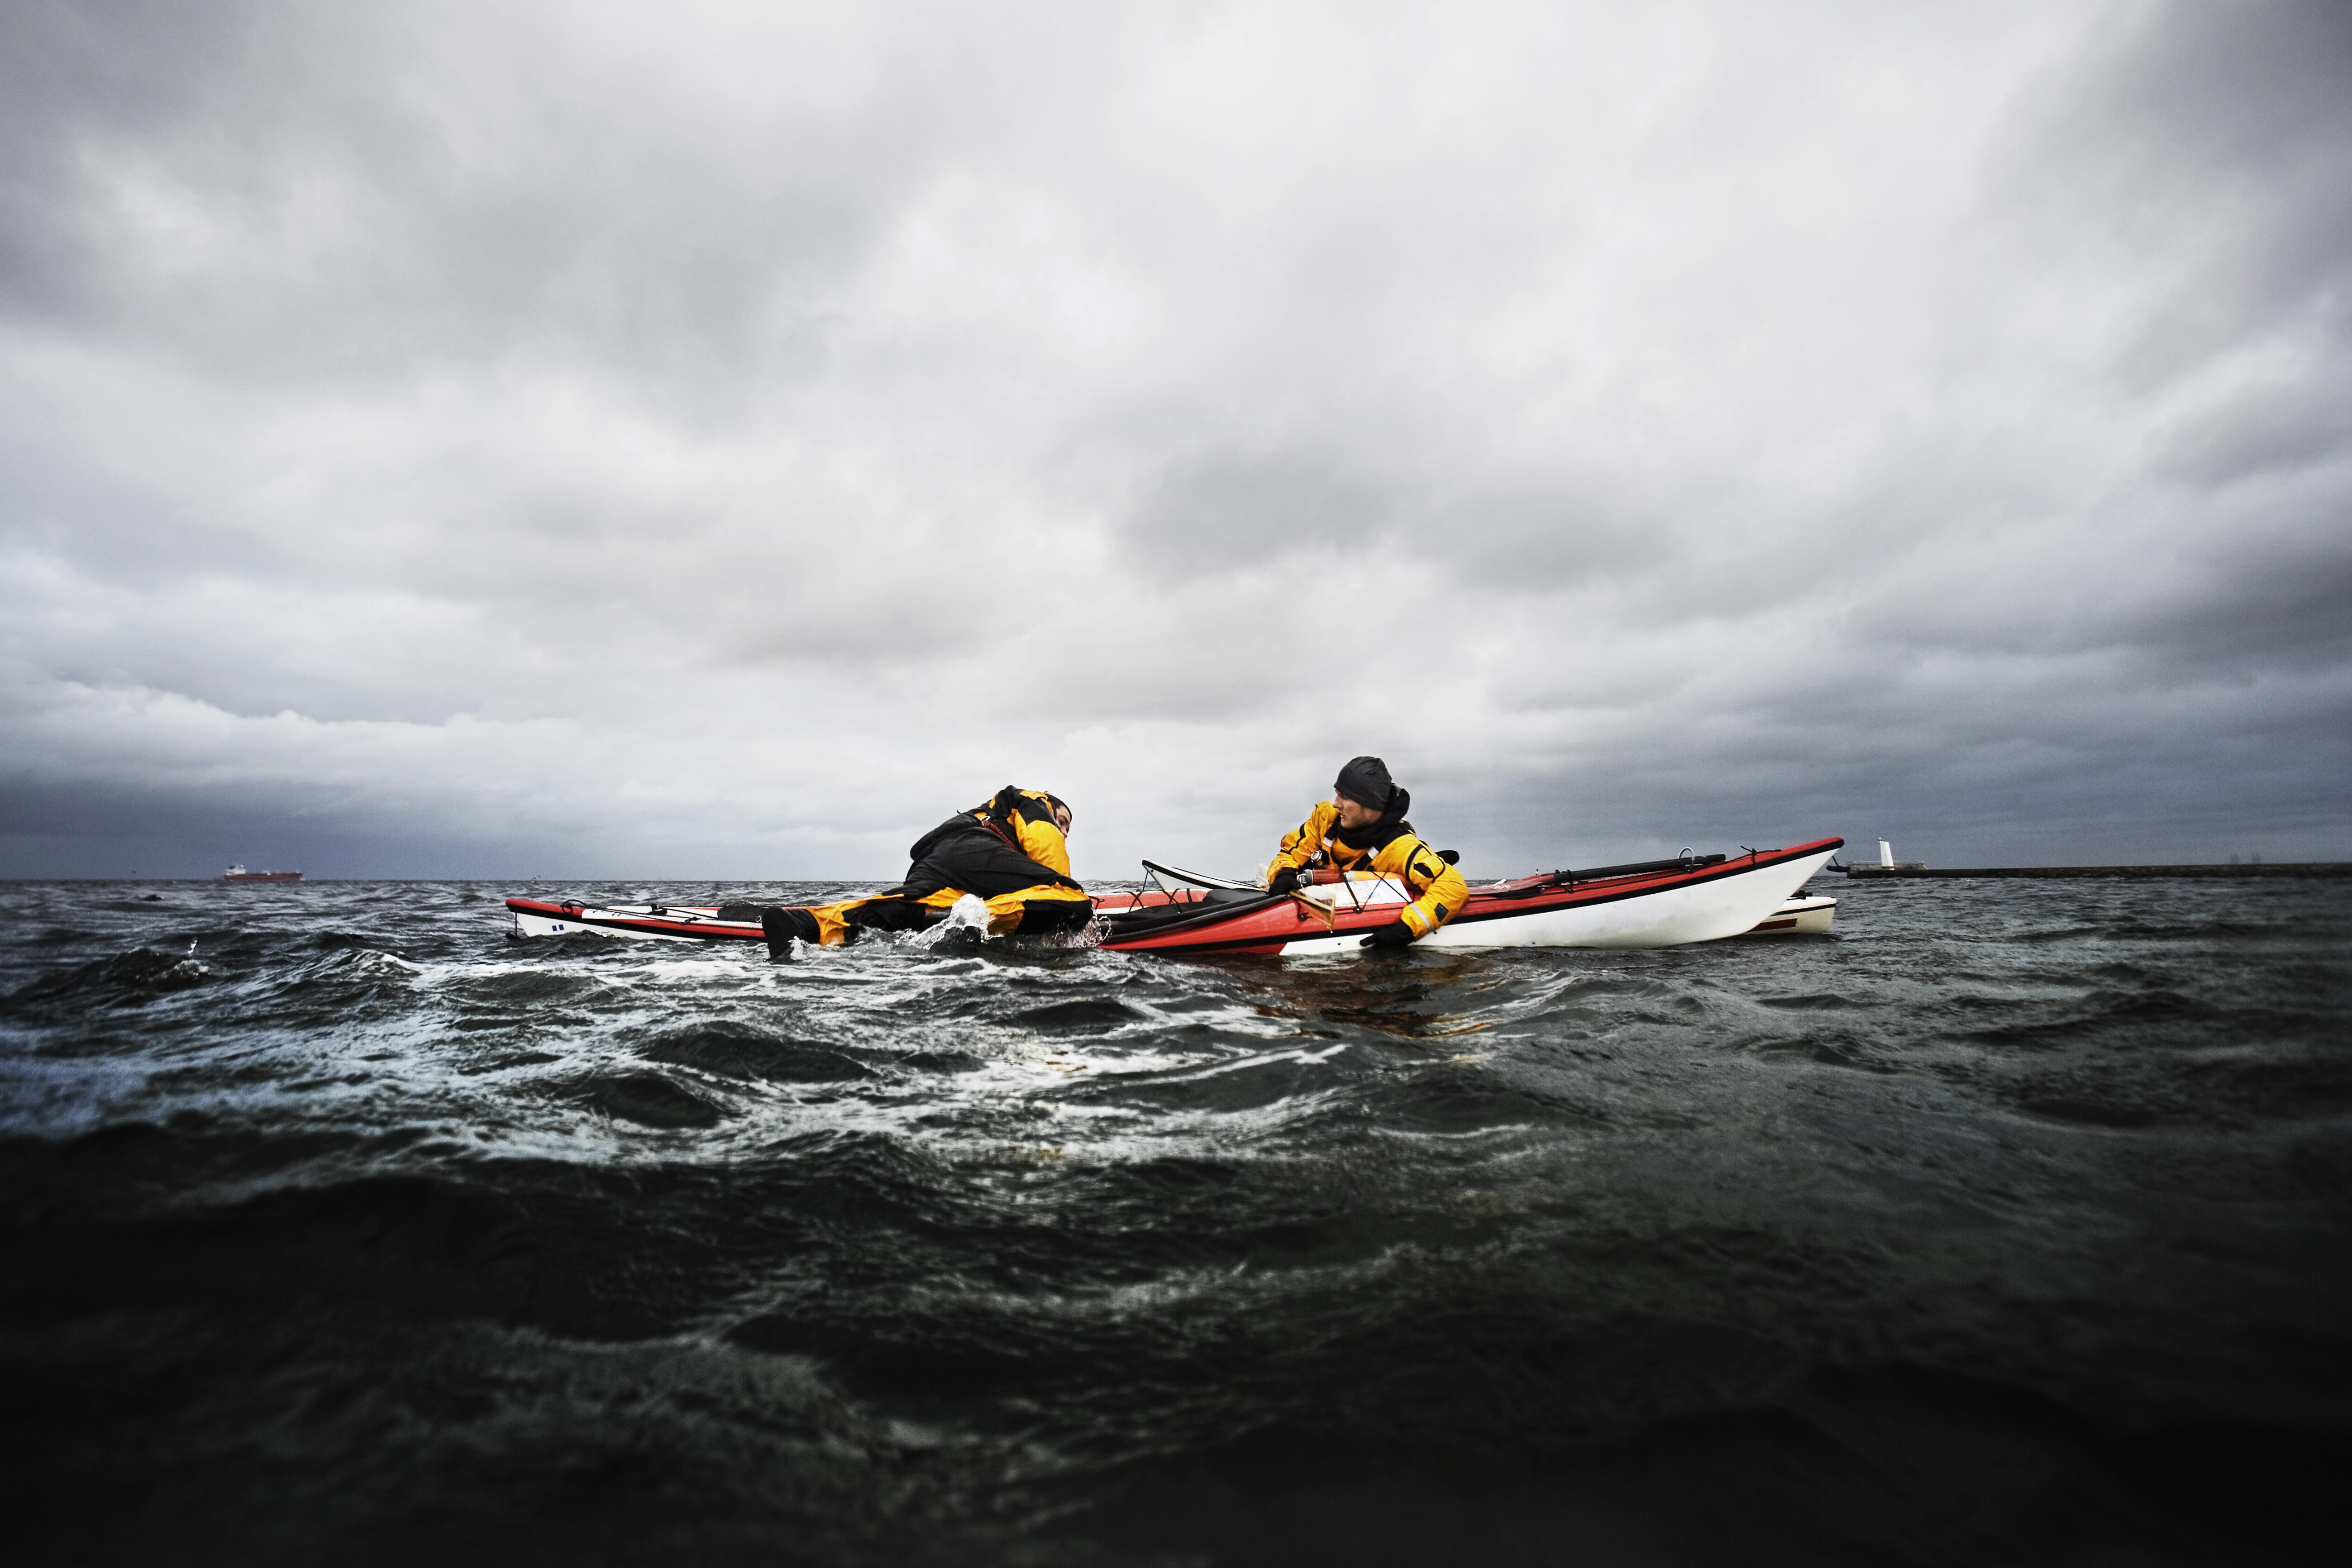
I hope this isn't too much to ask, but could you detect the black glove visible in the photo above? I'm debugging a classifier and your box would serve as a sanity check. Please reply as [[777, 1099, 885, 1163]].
[[1269, 867, 1302, 895], [1360, 920, 1416, 951]]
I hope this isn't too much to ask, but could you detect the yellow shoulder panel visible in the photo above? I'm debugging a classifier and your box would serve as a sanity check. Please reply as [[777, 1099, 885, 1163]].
[[1014, 815, 1073, 876]]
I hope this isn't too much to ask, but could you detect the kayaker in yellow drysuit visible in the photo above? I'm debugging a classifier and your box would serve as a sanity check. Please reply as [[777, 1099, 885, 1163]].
[[1264, 755, 1467, 950], [761, 787, 1090, 956]]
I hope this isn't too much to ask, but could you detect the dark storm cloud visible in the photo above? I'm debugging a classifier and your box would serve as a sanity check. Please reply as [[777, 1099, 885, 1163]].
[[2014, 0, 2352, 385], [2155, 375, 2352, 489], [1, 0, 969, 389], [1, 0, 2346, 879]]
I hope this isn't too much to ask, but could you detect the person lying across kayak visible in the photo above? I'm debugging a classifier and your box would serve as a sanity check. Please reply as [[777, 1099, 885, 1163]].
[[761, 786, 1091, 955], [1264, 755, 1467, 950]]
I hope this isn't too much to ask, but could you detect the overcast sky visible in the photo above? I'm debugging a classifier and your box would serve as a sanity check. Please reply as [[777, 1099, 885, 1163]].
[[3, 0, 2346, 881]]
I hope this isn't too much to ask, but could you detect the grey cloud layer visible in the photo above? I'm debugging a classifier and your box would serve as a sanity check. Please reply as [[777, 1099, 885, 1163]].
[[3, 0, 2346, 878]]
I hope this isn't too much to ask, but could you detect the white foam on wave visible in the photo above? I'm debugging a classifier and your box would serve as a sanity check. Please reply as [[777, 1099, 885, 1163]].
[[905, 893, 993, 950]]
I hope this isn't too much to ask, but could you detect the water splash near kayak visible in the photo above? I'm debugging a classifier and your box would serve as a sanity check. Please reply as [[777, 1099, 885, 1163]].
[[906, 890, 993, 950]]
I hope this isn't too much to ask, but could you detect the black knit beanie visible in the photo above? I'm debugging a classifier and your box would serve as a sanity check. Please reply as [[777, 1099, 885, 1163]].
[[1333, 755, 1395, 810]]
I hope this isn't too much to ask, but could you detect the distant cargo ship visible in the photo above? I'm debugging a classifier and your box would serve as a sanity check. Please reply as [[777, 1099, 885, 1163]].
[[223, 865, 302, 882]]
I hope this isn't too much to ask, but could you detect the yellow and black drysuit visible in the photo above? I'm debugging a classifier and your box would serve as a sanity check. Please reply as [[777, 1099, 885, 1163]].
[[1268, 758, 1466, 947], [761, 787, 1090, 952]]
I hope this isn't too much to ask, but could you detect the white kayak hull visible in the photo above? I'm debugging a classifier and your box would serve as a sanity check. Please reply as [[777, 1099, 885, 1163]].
[[1271, 849, 1838, 954], [1741, 894, 1837, 935]]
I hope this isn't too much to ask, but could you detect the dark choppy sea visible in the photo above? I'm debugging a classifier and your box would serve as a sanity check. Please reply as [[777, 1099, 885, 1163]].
[[2, 875, 2347, 1566]]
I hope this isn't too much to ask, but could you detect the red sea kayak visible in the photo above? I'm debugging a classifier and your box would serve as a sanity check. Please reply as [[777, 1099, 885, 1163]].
[[1093, 838, 1842, 955]]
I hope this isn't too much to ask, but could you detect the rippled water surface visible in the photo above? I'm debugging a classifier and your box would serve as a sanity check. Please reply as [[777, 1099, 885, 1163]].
[[3, 875, 2347, 1565]]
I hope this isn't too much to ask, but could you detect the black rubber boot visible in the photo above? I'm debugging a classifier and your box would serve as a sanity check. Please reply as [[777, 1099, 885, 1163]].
[[761, 906, 821, 960]]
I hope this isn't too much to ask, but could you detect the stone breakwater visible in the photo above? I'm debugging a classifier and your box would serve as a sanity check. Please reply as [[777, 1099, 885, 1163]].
[[1844, 862, 2350, 878]]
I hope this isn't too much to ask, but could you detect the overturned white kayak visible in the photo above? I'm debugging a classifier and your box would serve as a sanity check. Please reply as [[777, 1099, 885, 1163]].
[[1741, 894, 1837, 935]]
